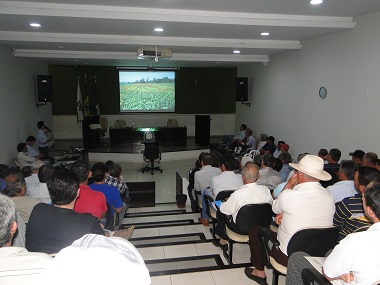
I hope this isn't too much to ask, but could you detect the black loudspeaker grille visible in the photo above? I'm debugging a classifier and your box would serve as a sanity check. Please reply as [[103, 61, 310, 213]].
[[236, 77, 248, 101], [37, 75, 53, 102]]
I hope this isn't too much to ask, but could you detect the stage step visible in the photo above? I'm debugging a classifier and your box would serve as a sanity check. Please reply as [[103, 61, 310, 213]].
[[126, 209, 187, 218], [120, 219, 195, 229], [130, 233, 207, 248], [146, 254, 225, 277]]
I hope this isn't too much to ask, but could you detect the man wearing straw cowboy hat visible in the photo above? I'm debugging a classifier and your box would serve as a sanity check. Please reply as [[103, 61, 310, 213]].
[[244, 154, 335, 285]]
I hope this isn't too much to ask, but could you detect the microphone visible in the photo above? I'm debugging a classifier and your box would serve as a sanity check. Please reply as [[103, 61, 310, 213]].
[[45, 126, 52, 132]]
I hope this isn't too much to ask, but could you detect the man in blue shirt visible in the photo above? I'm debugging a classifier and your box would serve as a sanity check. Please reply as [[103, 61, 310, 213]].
[[90, 162, 127, 230]]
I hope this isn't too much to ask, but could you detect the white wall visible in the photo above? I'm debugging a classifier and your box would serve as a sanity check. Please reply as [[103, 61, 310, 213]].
[[0, 47, 51, 165], [237, 10, 380, 161], [53, 113, 236, 139]]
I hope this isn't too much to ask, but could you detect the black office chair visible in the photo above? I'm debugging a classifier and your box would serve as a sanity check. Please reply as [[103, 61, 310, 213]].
[[142, 143, 162, 175], [223, 203, 273, 264], [204, 190, 234, 239], [258, 226, 340, 285]]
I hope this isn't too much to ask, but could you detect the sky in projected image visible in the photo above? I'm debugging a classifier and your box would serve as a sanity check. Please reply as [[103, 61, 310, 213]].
[[119, 71, 176, 113]]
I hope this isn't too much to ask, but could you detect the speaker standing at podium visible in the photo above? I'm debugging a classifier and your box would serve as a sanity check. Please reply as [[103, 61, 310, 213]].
[[36, 121, 53, 159]]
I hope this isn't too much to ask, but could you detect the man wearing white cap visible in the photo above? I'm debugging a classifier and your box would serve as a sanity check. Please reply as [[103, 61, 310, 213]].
[[245, 154, 335, 285]]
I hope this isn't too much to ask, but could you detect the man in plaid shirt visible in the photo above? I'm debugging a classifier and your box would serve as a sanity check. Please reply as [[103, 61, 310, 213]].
[[105, 164, 129, 199]]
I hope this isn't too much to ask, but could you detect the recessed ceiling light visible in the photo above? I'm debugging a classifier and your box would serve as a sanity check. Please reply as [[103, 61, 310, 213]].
[[310, 0, 323, 4], [154, 28, 164, 32], [233, 50, 240, 54], [261, 32, 270, 36], [30, 23, 41, 27]]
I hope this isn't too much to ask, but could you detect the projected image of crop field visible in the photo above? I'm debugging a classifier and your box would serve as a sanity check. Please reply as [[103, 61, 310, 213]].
[[119, 71, 176, 112]]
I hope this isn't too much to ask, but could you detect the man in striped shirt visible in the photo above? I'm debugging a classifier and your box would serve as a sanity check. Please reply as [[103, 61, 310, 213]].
[[333, 166, 380, 240]]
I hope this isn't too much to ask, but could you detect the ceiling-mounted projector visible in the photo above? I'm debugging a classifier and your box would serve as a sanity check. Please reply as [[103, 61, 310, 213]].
[[137, 47, 172, 60]]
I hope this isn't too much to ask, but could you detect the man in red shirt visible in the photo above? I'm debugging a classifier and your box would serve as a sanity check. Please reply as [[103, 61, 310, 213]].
[[71, 161, 107, 219]]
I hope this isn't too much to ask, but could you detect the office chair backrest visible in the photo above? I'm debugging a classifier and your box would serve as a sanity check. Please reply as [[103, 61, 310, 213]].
[[144, 144, 160, 160], [99, 117, 108, 129], [167, 119, 179, 127], [215, 190, 234, 202], [235, 203, 273, 234], [114, 119, 127, 128], [287, 226, 339, 257]]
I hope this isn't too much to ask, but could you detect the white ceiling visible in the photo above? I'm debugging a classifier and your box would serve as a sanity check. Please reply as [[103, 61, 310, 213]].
[[1, 0, 380, 67]]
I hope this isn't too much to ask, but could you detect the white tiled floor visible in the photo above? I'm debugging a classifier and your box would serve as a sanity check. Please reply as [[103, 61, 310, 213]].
[[107, 157, 286, 285]]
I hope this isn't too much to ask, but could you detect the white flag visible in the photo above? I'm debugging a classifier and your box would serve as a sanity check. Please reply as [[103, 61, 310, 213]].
[[76, 79, 84, 121]]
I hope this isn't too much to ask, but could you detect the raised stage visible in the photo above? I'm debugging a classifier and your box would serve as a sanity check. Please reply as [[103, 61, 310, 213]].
[[52, 136, 223, 163]]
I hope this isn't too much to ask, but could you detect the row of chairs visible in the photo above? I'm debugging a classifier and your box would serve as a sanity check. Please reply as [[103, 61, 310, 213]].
[[200, 189, 340, 285]]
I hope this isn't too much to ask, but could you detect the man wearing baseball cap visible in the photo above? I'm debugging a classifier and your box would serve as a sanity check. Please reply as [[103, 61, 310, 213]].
[[245, 154, 335, 284]]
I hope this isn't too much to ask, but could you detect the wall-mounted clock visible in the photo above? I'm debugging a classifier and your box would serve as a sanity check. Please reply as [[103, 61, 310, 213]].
[[319, 87, 327, 99]]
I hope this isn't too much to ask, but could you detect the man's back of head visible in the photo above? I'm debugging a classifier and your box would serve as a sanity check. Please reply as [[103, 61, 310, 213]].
[[220, 156, 237, 172], [328, 148, 341, 163], [279, 152, 292, 164], [356, 166, 380, 193], [200, 153, 212, 166], [339, 160, 358, 181], [262, 154, 275, 168], [242, 162, 259, 184], [362, 152, 378, 168], [38, 165, 55, 183], [109, 164, 122, 178], [363, 182, 380, 222], [0, 194, 16, 247], [4, 170, 25, 197], [47, 168, 79, 206], [69, 160, 91, 184], [91, 162, 107, 182], [26, 136, 36, 144]]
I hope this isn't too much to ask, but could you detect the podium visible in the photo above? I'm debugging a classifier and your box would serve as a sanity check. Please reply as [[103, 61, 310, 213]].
[[195, 115, 210, 146], [82, 116, 100, 148]]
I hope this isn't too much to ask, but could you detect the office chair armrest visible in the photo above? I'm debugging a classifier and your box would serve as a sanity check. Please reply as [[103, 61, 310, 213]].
[[258, 227, 280, 246], [301, 268, 332, 285]]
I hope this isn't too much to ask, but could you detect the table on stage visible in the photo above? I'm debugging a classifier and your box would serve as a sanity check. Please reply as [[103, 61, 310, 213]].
[[109, 126, 187, 146]]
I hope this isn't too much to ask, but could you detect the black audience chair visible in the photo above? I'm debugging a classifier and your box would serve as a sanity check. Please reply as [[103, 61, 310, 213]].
[[142, 143, 162, 175], [224, 203, 273, 264], [258, 226, 340, 285], [204, 190, 234, 239]]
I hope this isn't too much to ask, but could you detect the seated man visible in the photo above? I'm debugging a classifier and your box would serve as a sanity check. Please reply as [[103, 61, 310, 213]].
[[237, 128, 256, 155], [26, 168, 105, 254], [25, 160, 44, 190], [259, 135, 276, 155], [16, 143, 35, 168], [334, 166, 380, 241], [187, 158, 202, 212], [105, 163, 129, 199], [273, 141, 285, 158], [4, 169, 39, 223], [89, 162, 127, 230], [0, 195, 52, 284], [349, 149, 365, 166], [286, 182, 380, 285], [194, 153, 222, 226], [362, 152, 378, 168], [27, 164, 55, 203], [256, 154, 283, 191], [212, 162, 273, 249], [201, 156, 243, 222], [70, 160, 107, 220], [323, 148, 341, 175], [245, 155, 335, 284], [26, 135, 55, 165], [278, 152, 292, 182], [326, 160, 358, 203], [40, 234, 151, 285], [223, 123, 247, 145]]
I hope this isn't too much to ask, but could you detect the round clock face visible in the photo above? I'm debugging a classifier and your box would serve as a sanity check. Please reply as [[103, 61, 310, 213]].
[[319, 87, 327, 99]]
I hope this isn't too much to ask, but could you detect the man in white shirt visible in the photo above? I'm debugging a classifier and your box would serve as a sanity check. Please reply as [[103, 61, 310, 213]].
[[25, 160, 45, 190], [326, 160, 359, 203], [286, 182, 380, 285], [212, 162, 273, 250], [195, 152, 222, 226], [26, 136, 55, 165], [36, 121, 53, 159], [200, 156, 243, 222], [0, 195, 52, 284], [16, 143, 36, 168], [27, 165, 55, 204], [257, 154, 283, 191], [245, 155, 335, 285], [223, 123, 247, 145]]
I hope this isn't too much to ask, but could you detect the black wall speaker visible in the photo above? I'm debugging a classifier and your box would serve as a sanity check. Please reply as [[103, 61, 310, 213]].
[[37, 75, 53, 102], [236, 77, 248, 101]]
